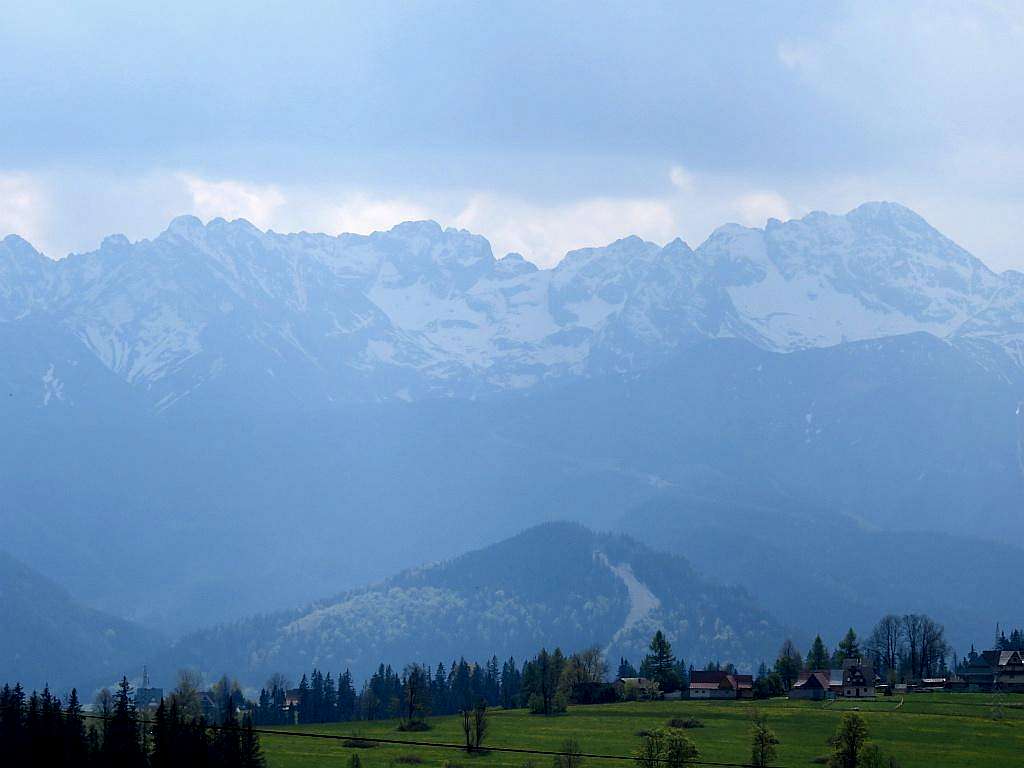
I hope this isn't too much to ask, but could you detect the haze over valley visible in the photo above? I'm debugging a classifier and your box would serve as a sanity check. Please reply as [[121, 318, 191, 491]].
[[3, 202, 1023, 691]]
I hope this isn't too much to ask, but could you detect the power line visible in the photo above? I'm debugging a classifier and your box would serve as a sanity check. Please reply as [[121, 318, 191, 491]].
[[79, 713, 772, 768]]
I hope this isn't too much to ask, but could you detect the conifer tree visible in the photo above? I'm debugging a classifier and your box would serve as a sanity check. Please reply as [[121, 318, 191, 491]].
[[838, 628, 860, 659], [103, 677, 146, 768], [240, 714, 266, 767], [64, 688, 89, 765], [642, 631, 680, 692], [807, 635, 831, 670], [617, 658, 638, 678]]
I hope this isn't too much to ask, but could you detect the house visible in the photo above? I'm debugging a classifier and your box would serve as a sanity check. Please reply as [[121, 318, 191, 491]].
[[963, 649, 1024, 692], [733, 674, 754, 699], [614, 677, 660, 701], [841, 658, 875, 698], [198, 691, 218, 719], [134, 686, 163, 713], [827, 669, 844, 694], [688, 671, 743, 700], [789, 671, 831, 701]]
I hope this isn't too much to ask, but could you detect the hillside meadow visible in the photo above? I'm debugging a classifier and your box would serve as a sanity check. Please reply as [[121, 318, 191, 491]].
[[260, 693, 1024, 768]]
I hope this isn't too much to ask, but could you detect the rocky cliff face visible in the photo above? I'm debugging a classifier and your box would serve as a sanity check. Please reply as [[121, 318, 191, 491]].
[[4, 202, 1023, 413]]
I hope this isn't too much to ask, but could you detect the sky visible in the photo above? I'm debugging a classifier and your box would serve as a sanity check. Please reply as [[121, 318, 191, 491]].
[[1, 0, 1023, 270]]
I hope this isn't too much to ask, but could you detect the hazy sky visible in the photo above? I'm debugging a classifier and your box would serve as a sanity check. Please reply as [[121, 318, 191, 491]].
[[1, 1, 1022, 269]]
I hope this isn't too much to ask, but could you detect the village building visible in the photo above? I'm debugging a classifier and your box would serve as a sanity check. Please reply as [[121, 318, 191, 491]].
[[963, 649, 1024, 692], [134, 686, 163, 713], [789, 671, 831, 700], [687, 671, 752, 700], [841, 658, 875, 698], [614, 677, 660, 701]]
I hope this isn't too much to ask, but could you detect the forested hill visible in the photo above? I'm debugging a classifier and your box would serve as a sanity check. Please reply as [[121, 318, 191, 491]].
[[0, 550, 158, 691], [152, 523, 782, 686]]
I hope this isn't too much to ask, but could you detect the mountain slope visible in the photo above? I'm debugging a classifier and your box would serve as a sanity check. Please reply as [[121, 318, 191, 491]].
[[3, 333, 1022, 637], [0, 550, 159, 691], [153, 523, 782, 685], [618, 495, 1024, 655], [3, 203, 1023, 651]]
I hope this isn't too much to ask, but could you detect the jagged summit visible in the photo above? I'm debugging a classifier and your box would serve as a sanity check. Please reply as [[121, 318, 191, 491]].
[[4, 202, 1023, 410]]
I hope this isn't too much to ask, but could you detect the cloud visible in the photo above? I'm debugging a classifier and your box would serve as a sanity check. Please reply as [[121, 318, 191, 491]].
[[179, 174, 287, 227], [0, 172, 50, 251], [776, 40, 817, 72], [313, 193, 433, 236], [733, 192, 796, 228], [4, 164, 1020, 274], [453, 193, 680, 267], [668, 165, 696, 193]]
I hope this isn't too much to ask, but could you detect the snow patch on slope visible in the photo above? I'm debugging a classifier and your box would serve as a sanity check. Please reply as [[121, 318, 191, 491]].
[[597, 552, 660, 655]]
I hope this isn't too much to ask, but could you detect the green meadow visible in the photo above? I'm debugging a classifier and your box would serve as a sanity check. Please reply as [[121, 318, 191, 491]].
[[261, 693, 1024, 768]]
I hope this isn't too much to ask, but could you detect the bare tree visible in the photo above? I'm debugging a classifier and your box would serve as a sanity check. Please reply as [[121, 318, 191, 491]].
[[170, 669, 203, 720], [901, 615, 923, 680], [919, 616, 948, 678], [472, 700, 488, 749], [554, 738, 584, 768], [92, 688, 114, 718], [900, 614, 947, 679], [401, 664, 431, 729], [866, 615, 903, 674], [575, 647, 609, 683], [266, 673, 290, 693], [460, 699, 488, 751]]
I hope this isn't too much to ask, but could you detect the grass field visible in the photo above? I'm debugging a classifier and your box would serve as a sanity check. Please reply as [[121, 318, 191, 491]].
[[260, 693, 1024, 768]]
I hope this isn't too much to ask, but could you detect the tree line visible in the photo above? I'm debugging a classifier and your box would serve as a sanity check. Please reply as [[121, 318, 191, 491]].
[[251, 632, 691, 726], [0, 678, 265, 767], [759, 613, 952, 693]]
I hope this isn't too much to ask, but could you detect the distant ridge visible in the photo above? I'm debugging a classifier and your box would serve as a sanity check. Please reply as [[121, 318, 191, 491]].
[[3, 202, 1023, 412], [150, 523, 782, 686]]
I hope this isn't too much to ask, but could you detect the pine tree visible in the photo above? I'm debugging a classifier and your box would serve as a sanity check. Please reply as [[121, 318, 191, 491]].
[[64, 688, 89, 766], [642, 630, 681, 692], [212, 706, 242, 767], [338, 670, 357, 721], [617, 657, 638, 678], [296, 675, 310, 724], [324, 673, 338, 722], [240, 714, 266, 767], [807, 635, 830, 670], [103, 677, 146, 768], [838, 628, 860, 659], [500, 657, 521, 709]]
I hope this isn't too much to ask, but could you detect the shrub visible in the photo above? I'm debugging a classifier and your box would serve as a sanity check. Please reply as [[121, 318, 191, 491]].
[[667, 717, 703, 729], [394, 756, 424, 764], [342, 736, 377, 749], [397, 721, 431, 732]]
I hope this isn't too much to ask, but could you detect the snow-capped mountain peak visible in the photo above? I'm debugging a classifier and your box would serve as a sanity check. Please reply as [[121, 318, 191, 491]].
[[4, 202, 1023, 410]]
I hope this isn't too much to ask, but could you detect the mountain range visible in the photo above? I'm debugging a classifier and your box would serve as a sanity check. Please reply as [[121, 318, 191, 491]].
[[3, 201, 1024, 412], [2, 202, 1022, 681]]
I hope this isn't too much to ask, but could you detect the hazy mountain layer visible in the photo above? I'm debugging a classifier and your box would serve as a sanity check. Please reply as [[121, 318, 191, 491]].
[[0, 550, 159, 692], [151, 523, 781, 686], [2, 203, 1022, 664]]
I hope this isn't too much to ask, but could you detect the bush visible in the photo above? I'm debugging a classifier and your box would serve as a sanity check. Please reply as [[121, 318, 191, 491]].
[[667, 717, 703, 729], [394, 756, 424, 764], [397, 721, 431, 732], [342, 736, 377, 749], [552, 738, 583, 768]]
